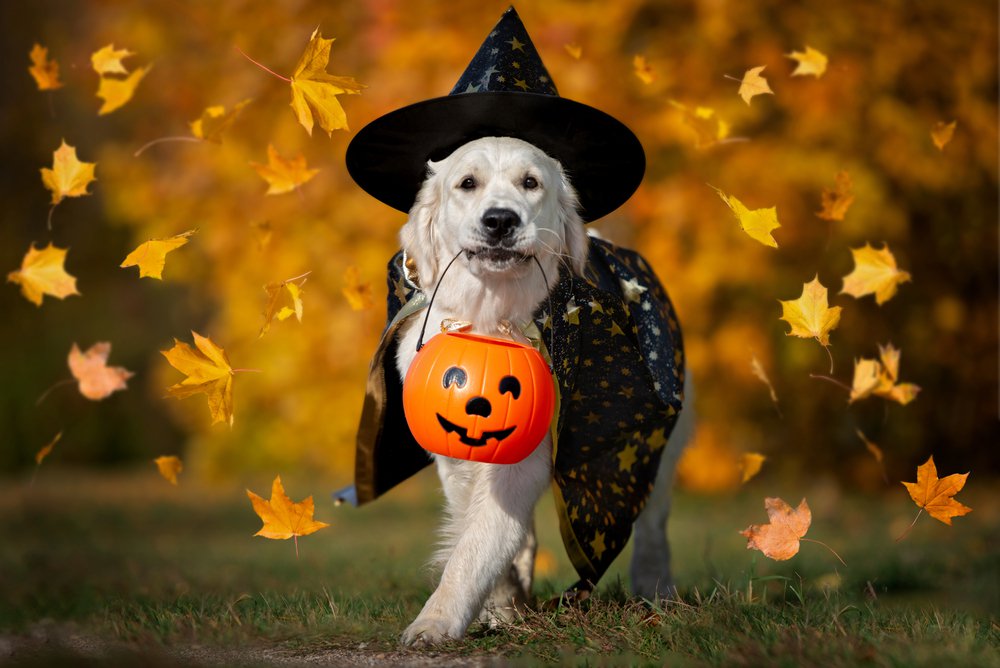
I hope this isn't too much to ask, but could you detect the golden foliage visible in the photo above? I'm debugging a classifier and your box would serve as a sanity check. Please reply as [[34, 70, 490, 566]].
[[28, 44, 63, 91], [250, 144, 319, 195], [247, 476, 330, 550], [161, 332, 236, 427], [154, 455, 183, 485], [41, 140, 96, 205], [840, 243, 911, 305], [902, 457, 971, 525], [68, 342, 134, 400], [7, 243, 80, 306], [711, 186, 781, 247], [737, 66, 773, 104], [786, 46, 828, 78], [289, 29, 365, 136], [120, 230, 196, 280], [779, 277, 842, 347]]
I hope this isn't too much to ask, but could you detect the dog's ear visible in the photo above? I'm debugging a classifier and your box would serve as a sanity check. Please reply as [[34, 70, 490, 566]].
[[400, 161, 441, 286], [557, 169, 588, 276]]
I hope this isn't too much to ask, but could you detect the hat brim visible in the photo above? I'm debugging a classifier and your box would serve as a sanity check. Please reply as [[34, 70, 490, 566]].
[[345, 92, 645, 223]]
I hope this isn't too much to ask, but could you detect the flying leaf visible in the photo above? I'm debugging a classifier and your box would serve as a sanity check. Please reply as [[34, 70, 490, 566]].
[[120, 230, 196, 280], [564, 43, 583, 59], [750, 353, 779, 407], [931, 120, 956, 151], [7, 243, 80, 306], [97, 65, 149, 115], [779, 276, 842, 347], [36, 432, 62, 466], [342, 266, 374, 311], [739, 497, 811, 560], [840, 243, 911, 305], [737, 66, 773, 105], [902, 456, 971, 525], [41, 140, 96, 206], [161, 332, 235, 426], [260, 272, 309, 337], [91, 44, 134, 75], [247, 476, 330, 556], [250, 145, 319, 195], [633, 55, 655, 84], [739, 453, 766, 484], [154, 455, 183, 485], [711, 186, 780, 248], [68, 342, 134, 400], [849, 343, 920, 405], [670, 101, 732, 149], [786, 46, 828, 78], [289, 29, 365, 136], [855, 429, 888, 483], [29, 44, 63, 91], [189, 99, 251, 143], [816, 171, 855, 222]]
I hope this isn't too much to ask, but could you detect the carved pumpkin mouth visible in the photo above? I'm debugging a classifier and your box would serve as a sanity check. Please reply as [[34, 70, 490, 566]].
[[436, 414, 517, 447]]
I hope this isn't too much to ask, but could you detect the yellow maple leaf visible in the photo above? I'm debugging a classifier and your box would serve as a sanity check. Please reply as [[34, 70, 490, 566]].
[[786, 46, 828, 78], [97, 65, 149, 115], [154, 455, 183, 485], [902, 456, 971, 526], [7, 243, 80, 306], [737, 65, 774, 105], [289, 29, 364, 136], [41, 140, 97, 206], [931, 120, 957, 151], [120, 230, 196, 280], [91, 44, 134, 75], [816, 171, 855, 222], [247, 476, 330, 555], [36, 432, 62, 466], [633, 54, 655, 84], [739, 453, 767, 484], [189, 99, 252, 143], [342, 266, 374, 311], [161, 332, 235, 426], [779, 276, 842, 347], [250, 145, 319, 195], [849, 343, 920, 405], [711, 186, 780, 248], [29, 44, 63, 91], [739, 497, 811, 560], [68, 342, 134, 400], [260, 272, 309, 337], [564, 43, 583, 60], [670, 101, 732, 149], [840, 243, 911, 305]]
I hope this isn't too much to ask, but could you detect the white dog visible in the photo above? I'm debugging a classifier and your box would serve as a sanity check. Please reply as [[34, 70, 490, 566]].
[[393, 136, 692, 646]]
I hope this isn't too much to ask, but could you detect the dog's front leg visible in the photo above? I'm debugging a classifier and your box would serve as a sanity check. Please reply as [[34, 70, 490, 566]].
[[402, 437, 551, 646]]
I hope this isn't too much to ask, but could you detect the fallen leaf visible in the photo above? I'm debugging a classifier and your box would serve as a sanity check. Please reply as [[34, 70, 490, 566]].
[[816, 171, 855, 222], [161, 332, 235, 426], [931, 120, 956, 151], [41, 140, 96, 206], [7, 243, 80, 306], [342, 266, 374, 311], [740, 497, 811, 560], [779, 276, 842, 347], [786, 46, 828, 78], [29, 44, 63, 91], [154, 455, 183, 485], [190, 99, 251, 143], [671, 101, 732, 149], [711, 186, 780, 248], [68, 342, 134, 400], [250, 145, 319, 195], [289, 29, 364, 136], [840, 243, 911, 305], [633, 55, 655, 84], [902, 456, 971, 525], [849, 343, 920, 405], [564, 43, 582, 59], [247, 476, 330, 555], [120, 230, 196, 280], [739, 453, 766, 484], [91, 44, 134, 75], [36, 432, 62, 466], [737, 65, 773, 105], [260, 273, 309, 337], [97, 65, 149, 115], [750, 353, 779, 406], [855, 429, 884, 465]]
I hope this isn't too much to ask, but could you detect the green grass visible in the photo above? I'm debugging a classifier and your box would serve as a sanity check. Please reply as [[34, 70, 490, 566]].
[[0, 468, 997, 666]]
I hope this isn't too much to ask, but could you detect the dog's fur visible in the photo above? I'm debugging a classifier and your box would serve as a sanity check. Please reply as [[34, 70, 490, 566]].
[[394, 137, 691, 646]]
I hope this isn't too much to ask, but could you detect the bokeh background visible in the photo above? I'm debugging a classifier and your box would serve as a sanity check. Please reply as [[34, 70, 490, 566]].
[[2, 0, 997, 495]]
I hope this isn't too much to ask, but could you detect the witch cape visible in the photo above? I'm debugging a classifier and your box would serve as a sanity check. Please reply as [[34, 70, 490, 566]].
[[344, 236, 685, 591]]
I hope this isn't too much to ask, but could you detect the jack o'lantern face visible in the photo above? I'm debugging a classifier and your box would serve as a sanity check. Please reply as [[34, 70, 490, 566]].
[[402, 332, 555, 464]]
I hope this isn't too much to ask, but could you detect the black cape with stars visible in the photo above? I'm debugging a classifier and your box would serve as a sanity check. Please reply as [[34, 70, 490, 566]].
[[347, 236, 685, 591]]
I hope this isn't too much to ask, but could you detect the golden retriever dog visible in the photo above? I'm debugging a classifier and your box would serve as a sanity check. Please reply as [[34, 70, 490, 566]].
[[393, 136, 693, 646]]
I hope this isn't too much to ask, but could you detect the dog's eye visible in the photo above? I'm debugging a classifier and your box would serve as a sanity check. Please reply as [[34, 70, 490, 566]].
[[459, 177, 477, 190], [499, 376, 521, 399], [523, 176, 539, 190], [443, 366, 468, 389]]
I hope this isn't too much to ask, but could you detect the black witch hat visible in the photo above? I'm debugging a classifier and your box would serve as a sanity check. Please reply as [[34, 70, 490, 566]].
[[345, 6, 645, 223]]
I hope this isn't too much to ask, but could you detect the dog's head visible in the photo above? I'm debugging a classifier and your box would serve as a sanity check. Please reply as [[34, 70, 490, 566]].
[[401, 137, 588, 288]]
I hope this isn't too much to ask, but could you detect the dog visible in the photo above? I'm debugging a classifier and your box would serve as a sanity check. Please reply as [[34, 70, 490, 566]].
[[392, 136, 692, 646]]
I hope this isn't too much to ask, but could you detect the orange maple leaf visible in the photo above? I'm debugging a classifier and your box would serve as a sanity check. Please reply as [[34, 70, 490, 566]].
[[931, 120, 956, 151], [189, 100, 252, 143], [816, 171, 855, 222], [247, 476, 330, 556], [633, 55, 655, 84], [902, 456, 972, 526], [154, 455, 183, 485], [161, 332, 236, 426], [740, 497, 811, 560], [29, 44, 63, 91], [68, 342, 134, 400], [250, 145, 318, 195]]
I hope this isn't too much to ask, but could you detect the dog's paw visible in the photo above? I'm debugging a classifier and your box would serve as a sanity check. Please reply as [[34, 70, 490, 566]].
[[401, 614, 461, 647]]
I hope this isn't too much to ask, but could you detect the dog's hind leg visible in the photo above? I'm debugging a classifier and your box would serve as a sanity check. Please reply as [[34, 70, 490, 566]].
[[630, 375, 694, 601]]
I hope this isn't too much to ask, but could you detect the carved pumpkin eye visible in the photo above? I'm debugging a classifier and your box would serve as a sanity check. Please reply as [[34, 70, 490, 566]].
[[442, 366, 467, 389], [499, 375, 521, 399]]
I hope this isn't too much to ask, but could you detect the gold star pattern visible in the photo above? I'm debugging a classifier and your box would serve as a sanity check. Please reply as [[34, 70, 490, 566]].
[[646, 427, 668, 450], [507, 36, 526, 52], [513, 78, 530, 91], [617, 443, 638, 471], [607, 322, 625, 338], [585, 411, 601, 424], [564, 298, 581, 325], [589, 531, 607, 560], [589, 300, 605, 314]]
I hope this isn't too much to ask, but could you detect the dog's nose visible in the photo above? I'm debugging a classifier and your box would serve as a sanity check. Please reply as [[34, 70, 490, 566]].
[[465, 396, 492, 418], [481, 207, 520, 240]]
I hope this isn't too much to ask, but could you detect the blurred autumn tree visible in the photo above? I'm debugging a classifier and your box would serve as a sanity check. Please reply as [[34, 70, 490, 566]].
[[1, 0, 996, 491]]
